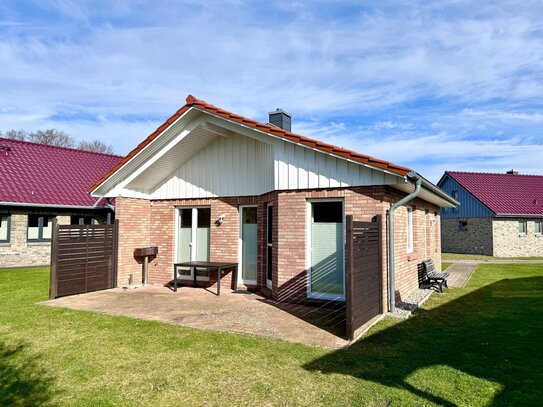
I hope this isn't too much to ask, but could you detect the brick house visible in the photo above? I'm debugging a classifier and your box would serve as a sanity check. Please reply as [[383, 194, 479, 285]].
[[88, 95, 457, 311], [438, 171, 543, 257], [0, 138, 120, 268]]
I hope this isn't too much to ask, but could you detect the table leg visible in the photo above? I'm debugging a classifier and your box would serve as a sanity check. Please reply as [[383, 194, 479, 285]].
[[234, 265, 239, 291], [217, 267, 221, 296], [193, 267, 197, 288], [173, 265, 177, 292]]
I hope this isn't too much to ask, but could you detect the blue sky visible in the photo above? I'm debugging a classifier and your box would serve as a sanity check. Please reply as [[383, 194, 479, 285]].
[[1, 0, 542, 182]]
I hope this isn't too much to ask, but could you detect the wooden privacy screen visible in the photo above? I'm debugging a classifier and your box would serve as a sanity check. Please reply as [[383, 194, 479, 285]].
[[345, 215, 383, 340], [49, 219, 118, 299]]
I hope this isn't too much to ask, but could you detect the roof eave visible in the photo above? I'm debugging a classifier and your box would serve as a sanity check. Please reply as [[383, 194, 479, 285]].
[[0, 201, 111, 210]]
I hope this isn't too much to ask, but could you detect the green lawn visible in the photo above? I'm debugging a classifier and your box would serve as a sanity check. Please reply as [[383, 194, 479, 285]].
[[442, 252, 543, 261], [442, 262, 453, 271], [1, 266, 542, 406]]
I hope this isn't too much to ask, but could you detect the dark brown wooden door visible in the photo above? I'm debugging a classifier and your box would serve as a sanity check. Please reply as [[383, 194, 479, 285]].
[[49, 220, 118, 299], [345, 215, 383, 340]]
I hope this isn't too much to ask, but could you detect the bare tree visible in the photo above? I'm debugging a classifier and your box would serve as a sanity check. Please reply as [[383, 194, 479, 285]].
[[28, 129, 75, 147], [77, 139, 115, 155], [1, 128, 115, 154], [1, 129, 28, 141]]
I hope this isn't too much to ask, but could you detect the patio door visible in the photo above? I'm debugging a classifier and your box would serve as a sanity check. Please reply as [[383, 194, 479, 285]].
[[176, 207, 211, 280], [307, 200, 345, 301], [239, 206, 258, 285]]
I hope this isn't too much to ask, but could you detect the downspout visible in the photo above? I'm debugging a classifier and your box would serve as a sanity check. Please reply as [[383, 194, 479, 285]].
[[388, 172, 422, 313]]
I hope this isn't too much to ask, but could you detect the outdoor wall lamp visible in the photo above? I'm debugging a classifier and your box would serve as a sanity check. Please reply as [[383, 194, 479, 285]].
[[216, 214, 225, 226]]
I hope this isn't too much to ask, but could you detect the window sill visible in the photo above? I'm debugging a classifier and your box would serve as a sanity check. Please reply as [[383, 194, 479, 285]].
[[0, 242, 11, 247], [407, 252, 418, 262], [518, 234, 527, 238]]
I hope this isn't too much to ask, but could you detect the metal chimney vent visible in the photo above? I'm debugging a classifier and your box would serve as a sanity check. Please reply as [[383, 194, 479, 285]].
[[269, 108, 292, 132], [506, 169, 519, 175]]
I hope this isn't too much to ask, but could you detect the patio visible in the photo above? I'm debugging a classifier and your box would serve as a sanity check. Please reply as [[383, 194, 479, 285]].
[[42, 285, 349, 348]]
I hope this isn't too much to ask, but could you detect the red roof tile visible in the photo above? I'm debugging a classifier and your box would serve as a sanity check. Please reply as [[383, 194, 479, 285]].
[[447, 171, 543, 215], [0, 138, 122, 207], [88, 95, 412, 193]]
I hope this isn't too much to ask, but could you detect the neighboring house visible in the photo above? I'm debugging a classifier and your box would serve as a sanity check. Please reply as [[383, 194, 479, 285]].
[[88, 95, 457, 310], [0, 138, 121, 268], [438, 171, 543, 257]]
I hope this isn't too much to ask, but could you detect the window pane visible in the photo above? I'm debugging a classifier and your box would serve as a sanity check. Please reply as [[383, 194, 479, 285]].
[[535, 220, 542, 234], [267, 246, 272, 281], [241, 207, 258, 282], [267, 205, 273, 244], [312, 201, 342, 223], [42, 217, 53, 240], [519, 221, 527, 234], [28, 215, 40, 240], [197, 208, 211, 228], [407, 206, 413, 252], [0, 215, 8, 241]]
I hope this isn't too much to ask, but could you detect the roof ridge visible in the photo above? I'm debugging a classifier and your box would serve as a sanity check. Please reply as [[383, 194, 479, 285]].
[[88, 94, 413, 193], [186, 95, 410, 171], [447, 170, 543, 177], [0, 137, 122, 158]]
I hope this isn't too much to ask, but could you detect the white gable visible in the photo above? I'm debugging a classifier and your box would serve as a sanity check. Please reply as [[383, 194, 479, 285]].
[[99, 109, 404, 200]]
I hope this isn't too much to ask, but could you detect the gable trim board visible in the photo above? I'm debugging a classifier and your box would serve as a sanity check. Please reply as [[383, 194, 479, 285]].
[[89, 96, 457, 208]]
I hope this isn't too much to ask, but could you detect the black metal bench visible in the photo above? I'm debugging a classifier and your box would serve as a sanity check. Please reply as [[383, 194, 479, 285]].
[[421, 259, 450, 293]]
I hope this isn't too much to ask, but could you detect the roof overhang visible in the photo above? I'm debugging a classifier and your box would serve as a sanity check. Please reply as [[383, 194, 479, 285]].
[[0, 202, 110, 210], [393, 172, 459, 208]]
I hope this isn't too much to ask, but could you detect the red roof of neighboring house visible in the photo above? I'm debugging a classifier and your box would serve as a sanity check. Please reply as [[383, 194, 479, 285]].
[[0, 138, 122, 207], [88, 95, 412, 193], [446, 171, 543, 215]]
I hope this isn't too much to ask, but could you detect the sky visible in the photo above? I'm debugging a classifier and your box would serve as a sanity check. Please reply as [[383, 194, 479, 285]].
[[1, 0, 542, 182]]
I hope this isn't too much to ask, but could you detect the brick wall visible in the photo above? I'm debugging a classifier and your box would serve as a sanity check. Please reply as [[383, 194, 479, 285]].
[[441, 217, 493, 255], [0, 208, 110, 269], [115, 186, 442, 311], [492, 218, 543, 257]]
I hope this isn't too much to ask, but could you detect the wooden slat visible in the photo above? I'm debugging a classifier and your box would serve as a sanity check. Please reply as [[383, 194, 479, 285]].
[[50, 222, 119, 299], [345, 215, 383, 341]]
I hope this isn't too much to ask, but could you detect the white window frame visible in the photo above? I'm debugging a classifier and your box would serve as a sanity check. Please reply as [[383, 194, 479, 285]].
[[535, 219, 542, 236], [518, 220, 527, 236], [174, 206, 211, 281], [266, 203, 273, 289], [406, 205, 414, 253], [0, 213, 11, 243], [238, 205, 258, 286], [306, 198, 346, 302]]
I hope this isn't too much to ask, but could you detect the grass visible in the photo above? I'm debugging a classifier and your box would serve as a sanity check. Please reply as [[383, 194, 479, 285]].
[[442, 252, 543, 261], [442, 262, 453, 271], [1, 266, 542, 406]]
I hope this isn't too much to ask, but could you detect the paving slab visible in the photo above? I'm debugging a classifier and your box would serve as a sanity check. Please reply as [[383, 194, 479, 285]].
[[42, 285, 349, 349], [445, 263, 477, 288]]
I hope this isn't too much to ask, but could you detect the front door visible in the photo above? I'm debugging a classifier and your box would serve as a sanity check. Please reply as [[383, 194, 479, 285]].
[[239, 206, 258, 285], [308, 201, 345, 300], [177, 207, 211, 280]]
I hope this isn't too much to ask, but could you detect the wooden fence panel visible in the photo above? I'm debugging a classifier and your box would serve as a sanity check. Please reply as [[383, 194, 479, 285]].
[[49, 219, 118, 299], [345, 215, 383, 340]]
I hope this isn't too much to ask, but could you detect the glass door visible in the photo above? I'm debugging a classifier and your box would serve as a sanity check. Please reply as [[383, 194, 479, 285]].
[[308, 201, 345, 300], [239, 206, 258, 285], [176, 207, 210, 280]]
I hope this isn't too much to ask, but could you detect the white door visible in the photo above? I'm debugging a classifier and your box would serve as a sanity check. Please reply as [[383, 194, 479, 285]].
[[308, 201, 345, 300], [239, 206, 258, 285], [176, 207, 210, 280]]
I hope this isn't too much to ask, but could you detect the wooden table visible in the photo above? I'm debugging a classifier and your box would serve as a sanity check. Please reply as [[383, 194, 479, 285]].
[[173, 261, 239, 295]]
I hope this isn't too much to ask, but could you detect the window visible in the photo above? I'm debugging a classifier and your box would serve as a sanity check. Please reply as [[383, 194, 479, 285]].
[[535, 220, 542, 235], [70, 216, 96, 225], [406, 205, 413, 253], [518, 220, 527, 235], [28, 215, 54, 242], [0, 214, 10, 243], [266, 204, 273, 288], [459, 220, 468, 231]]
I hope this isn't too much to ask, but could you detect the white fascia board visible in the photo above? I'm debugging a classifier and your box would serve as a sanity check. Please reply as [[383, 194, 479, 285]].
[[91, 112, 204, 198], [90, 107, 199, 197], [197, 109, 405, 179]]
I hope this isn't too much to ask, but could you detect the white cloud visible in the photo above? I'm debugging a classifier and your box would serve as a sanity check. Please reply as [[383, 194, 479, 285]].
[[0, 0, 542, 179]]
